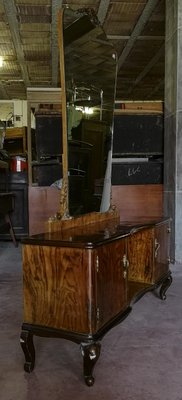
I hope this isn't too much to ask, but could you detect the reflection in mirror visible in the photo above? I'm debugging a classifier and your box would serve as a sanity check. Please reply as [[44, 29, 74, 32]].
[[62, 7, 117, 216], [31, 104, 63, 187]]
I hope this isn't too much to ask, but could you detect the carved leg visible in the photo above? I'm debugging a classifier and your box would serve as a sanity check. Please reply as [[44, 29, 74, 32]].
[[80, 342, 101, 386], [20, 329, 35, 372], [159, 274, 173, 300]]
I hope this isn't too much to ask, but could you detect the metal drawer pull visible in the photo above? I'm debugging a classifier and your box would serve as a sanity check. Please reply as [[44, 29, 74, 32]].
[[154, 238, 160, 258], [122, 254, 129, 269], [122, 254, 129, 279]]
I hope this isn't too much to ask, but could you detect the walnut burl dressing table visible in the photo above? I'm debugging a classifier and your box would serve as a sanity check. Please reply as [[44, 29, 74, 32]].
[[20, 7, 172, 386], [21, 217, 172, 386]]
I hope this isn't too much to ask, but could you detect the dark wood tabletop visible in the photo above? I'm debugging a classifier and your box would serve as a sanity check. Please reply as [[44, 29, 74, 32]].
[[22, 217, 169, 248]]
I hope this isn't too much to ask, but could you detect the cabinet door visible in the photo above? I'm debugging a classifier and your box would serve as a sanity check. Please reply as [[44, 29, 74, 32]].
[[0, 177, 28, 238], [9, 182, 28, 236], [153, 221, 170, 282], [127, 228, 154, 284], [23, 245, 92, 334], [95, 239, 128, 330]]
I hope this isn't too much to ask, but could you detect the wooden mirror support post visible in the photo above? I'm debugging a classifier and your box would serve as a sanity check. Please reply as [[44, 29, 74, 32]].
[[20, 7, 172, 386]]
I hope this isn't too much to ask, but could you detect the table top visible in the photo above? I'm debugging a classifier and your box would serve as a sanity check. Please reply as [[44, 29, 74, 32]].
[[22, 217, 170, 249]]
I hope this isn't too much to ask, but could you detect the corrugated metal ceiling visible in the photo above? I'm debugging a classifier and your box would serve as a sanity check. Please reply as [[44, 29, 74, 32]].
[[0, 0, 165, 101]]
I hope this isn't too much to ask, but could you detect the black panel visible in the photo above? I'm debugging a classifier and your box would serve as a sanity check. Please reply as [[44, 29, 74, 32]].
[[113, 114, 164, 156], [112, 162, 163, 185], [4, 137, 24, 155], [32, 162, 62, 186], [35, 114, 62, 159]]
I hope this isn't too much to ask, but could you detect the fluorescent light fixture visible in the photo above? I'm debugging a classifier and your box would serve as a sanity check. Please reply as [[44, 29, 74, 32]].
[[84, 107, 93, 115], [0, 56, 4, 67], [75, 106, 94, 115]]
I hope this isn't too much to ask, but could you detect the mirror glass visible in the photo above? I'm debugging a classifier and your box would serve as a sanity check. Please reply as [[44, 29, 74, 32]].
[[62, 8, 117, 216]]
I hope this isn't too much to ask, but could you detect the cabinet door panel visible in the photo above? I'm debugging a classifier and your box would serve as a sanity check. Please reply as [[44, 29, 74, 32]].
[[127, 228, 154, 284], [95, 239, 127, 329], [23, 245, 91, 334], [153, 222, 170, 282]]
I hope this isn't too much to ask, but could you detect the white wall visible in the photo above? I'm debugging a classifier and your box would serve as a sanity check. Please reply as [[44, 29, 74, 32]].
[[0, 100, 27, 127]]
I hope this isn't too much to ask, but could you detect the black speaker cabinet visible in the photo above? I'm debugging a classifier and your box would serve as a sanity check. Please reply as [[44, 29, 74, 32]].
[[113, 114, 164, 156], [112, 161, 163, 185], [35, 114, 62, 160]]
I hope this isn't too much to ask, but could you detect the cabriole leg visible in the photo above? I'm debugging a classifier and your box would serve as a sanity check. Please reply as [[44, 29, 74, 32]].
[[160, 274, 173, 300], [20, 329, 35, 372], [81, 342, 101, 386]]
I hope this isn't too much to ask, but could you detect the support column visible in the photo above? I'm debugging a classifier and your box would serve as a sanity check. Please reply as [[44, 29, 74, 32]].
[[164, 0, 182, 262]]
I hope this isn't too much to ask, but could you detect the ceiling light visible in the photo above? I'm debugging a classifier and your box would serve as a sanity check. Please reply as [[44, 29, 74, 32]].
[[0, 56, 4, 67]]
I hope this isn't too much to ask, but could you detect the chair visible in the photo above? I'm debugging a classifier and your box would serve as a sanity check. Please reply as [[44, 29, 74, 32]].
[[0, 160, 17, 247]]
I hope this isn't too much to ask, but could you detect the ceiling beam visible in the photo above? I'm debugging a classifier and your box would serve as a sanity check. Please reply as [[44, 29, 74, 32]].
[[51, 0, 63, 87], [127, 44, 164, 95], [108, 35, 164, 41], [118, 0, 160, 71], [3, 0, 30, 86], [97, 0, 110, 24]]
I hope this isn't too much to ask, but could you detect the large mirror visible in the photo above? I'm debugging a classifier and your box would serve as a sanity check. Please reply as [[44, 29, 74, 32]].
[[59, 7, 117, 217]]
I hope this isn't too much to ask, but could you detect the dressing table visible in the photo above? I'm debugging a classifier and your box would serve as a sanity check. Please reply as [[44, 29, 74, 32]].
[[20, 7, 172, 386]]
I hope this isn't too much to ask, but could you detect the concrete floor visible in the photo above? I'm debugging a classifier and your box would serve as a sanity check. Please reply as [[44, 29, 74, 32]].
[[1, 241, 182, 400]]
